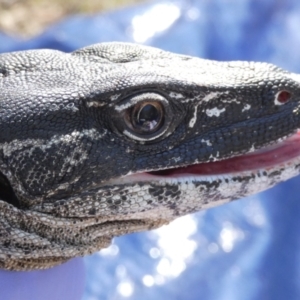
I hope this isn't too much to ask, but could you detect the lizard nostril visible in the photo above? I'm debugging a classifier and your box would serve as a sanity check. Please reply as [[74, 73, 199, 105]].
[[275, 90, 291, 104]]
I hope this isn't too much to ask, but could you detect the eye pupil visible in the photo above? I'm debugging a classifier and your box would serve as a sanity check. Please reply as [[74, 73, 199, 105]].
[[133, 102, 163, 132], [137, 104, 159, 125]]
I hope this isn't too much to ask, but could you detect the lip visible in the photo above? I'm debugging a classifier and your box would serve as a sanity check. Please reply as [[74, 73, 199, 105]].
[[145, 131, 300, 178]]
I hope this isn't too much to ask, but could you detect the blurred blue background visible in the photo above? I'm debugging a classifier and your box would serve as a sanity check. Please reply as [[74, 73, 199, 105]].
[[1, 0, 300, 299]]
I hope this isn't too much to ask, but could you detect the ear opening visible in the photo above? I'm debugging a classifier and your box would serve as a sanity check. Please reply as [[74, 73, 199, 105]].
[[0, 171, 20, 208]]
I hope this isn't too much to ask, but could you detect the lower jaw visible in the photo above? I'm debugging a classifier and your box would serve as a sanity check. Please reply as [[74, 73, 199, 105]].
[[106, 133, 300, 214]]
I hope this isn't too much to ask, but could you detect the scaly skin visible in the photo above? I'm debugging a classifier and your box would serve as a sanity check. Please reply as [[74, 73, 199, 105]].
[[0, 42, 300, 270]]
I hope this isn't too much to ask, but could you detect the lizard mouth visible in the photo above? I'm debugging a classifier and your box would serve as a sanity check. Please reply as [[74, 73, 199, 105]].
[[1, 132, 300, 209], [143, 130, 300, 178], [149, 132, 300, 177]]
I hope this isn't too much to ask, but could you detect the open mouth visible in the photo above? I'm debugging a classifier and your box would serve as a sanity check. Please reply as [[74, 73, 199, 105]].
[[113, 130, 300, 183], [146, 131, 300, 178], [1, 131, 300, 208]]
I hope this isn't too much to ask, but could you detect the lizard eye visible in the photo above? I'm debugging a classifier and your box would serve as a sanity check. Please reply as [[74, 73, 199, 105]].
[[131, 101, 164, 133], [112, 92, 172, 142]]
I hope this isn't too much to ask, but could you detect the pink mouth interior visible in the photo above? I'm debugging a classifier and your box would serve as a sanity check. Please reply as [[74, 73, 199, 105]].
[[148, 132, 300, 177]]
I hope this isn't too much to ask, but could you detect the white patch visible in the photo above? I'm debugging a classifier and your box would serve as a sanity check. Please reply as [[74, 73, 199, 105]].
[[188, 106, 198, 128], [202, 92, 220, 102], [1, 128, 106, 157], [249, 144, 256, 152], [87, 101, 106, 108], [206, 107, 226, 117], [221, 98, 240, 104], [172, 157, 181, 163], [208, 154, 218, 162], [110, 94, 121, 101], [201, 139, 212, 146], [169, 92, 184, 99], [115, 102, 133, 112], [242, 104, 251, 112], [202, 91, 229, 102]]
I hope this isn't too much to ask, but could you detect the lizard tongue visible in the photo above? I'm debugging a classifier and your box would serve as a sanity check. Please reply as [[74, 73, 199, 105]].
[[148, 131, 300, 177]]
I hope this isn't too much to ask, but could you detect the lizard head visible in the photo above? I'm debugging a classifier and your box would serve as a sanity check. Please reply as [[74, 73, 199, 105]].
[[0, 43, 300, 269]]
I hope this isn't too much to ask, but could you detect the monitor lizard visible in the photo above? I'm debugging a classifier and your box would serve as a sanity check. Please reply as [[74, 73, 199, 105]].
[[0, 42, 300, 270]]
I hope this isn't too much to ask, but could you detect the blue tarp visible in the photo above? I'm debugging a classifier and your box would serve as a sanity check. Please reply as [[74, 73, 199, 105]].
[[1, 0, 300, 299]]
